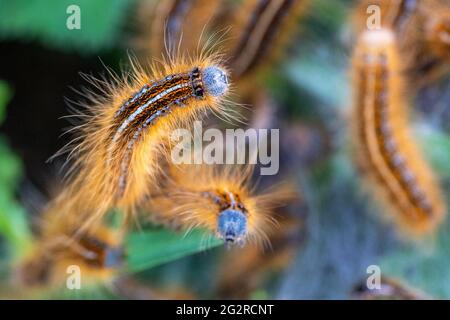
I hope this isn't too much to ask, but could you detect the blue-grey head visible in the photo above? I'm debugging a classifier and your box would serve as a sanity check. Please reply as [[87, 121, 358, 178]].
[[202, 66, 229, 97], [217, 209, 247, 246], [103, 247, 124, 268]]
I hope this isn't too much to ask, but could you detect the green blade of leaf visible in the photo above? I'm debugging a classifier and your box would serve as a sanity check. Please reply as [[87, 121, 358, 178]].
[[0, 80, 12, 125], [0, 0, 131, 53], [125, 228, 222, 273]]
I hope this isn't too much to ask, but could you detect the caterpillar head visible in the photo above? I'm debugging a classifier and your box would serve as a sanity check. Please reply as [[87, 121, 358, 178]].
[[202, 66, 229, 97], [217, 209, 247, 247]]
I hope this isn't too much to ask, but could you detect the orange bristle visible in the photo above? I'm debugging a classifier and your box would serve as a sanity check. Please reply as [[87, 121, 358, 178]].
[[350, 28, 446, 237], [50, 52, 232, 233], [145, 163, 298, 247]]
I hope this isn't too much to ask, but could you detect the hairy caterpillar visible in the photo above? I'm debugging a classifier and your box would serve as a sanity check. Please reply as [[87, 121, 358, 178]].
[[17, 222, 123, 291], [134, 0, 309, 95], [226, 0, 309, 82], [135, 0, 225, 58], [146, 163, 297, 246], [352, 276, 430, 300], [417, 0, 450, 83], [51, 54, 231, 232], [353, 0, 450, 87], [352, 0, 418, 33], [351, 28, 446, 236]]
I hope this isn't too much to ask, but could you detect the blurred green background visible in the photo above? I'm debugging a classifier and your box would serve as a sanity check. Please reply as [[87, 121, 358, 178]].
[[0, 0, 449, 299]]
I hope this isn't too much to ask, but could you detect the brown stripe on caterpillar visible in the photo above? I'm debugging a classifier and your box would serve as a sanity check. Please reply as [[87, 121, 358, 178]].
[[75, 233, 124, 269], [230, 0, 307, 79], [111, 68, 204, 146], [149, 0, 193, 56], [352, 0, 450, 87], [17, 225, 123, 288], [229, 0, 271, 63], [202, 189, 249, 215], [390, 0, 418, 32], [110, 66, 228, 199], [116, 95, 189, 198], [351, 28, 446, 235], [143, 0, 224, 58], [422, 1, 450, 64], [352, 0, 419, 33]]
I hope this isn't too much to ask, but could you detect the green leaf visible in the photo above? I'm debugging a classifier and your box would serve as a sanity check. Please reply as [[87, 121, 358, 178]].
[[285, 50, 349, 108], [381, 213, 450, 299], [415, 125, 450, 180], [0, 0, 132, 53], [0, 137, 32, 260], [0, 137, 22, 190], [125, 228, 222, 273], [0, 80, 12, 125], [0, 195, 32, 259]]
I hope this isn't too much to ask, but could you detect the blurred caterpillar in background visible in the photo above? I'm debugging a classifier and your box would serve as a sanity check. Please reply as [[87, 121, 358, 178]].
[[134, 0, 310, 98], [352, 276, 430, 300], [351, 27, 446, 236], [416, 0, 450, 85], [135, 0, 224, 58], [225, 0, 310, 87], [145, 163, 298, 246], [48, 53, 231, 234], [353, 0, 450, 88], [16, 219, 123, 294]]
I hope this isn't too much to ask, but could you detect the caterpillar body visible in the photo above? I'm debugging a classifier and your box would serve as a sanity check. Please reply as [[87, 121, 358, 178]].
[[146, 163, 297, 246], [227, 0, 310, 81], [352, 276, 430, 300], [420, 0, 450, 71], [353, 0, 450, 87], [53, 55, 231, 231], [351, 28, 446, 236], [135, 0, 309, 97], [136, 0, 224, 59], [17, 222, 123, 290]]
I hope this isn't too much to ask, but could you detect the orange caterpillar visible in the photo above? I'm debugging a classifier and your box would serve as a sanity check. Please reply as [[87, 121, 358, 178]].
[[353, 0, 450, 87], [417, 0, 450, 81], [16, 220, 123, 292], [51, 53, 231, 232], [135, 0, 225, 58], [134, 0, 309, 94], [352, 276, 430, 300], [351, 28, 446, 236], [146, 163, 297, 246], [225, 0, 310, 83]]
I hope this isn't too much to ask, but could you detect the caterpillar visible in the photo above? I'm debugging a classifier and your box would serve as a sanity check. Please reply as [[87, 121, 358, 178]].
[[16, 221, 123, 291], [352, 276, 430, 300], [226, 0, 310, 82], [417, 0, 450, 83], [135, 0, 225, 58], [425, 6, 450, 63], [351, 28, 446, 236], [352, 0, 450, 87], [50, 53, 231, 233], [134, 0, 309, 95], [145, 163, 297, 246], [352, 0, 419, 33]]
